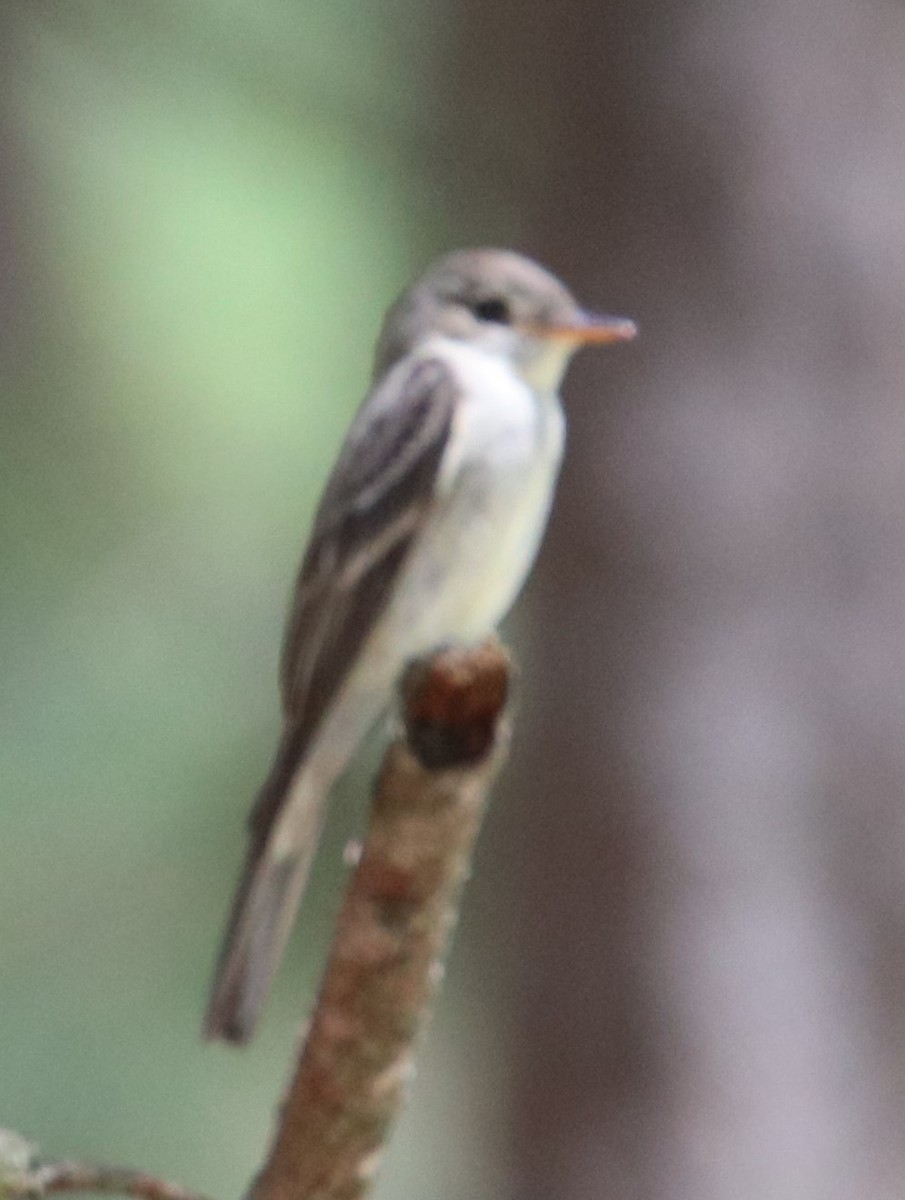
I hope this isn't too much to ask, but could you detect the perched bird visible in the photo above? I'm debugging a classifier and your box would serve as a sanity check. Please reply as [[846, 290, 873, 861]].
[[204, 248, 636, 1043]]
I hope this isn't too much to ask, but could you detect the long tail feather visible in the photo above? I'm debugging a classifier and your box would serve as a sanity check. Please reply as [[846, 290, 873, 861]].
[[203, 850, 316, 1043], [204, 756, 325, 1045]]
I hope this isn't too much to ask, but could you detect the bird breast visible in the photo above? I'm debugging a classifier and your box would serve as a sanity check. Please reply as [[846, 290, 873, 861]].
[[387, 337, 566, 649]]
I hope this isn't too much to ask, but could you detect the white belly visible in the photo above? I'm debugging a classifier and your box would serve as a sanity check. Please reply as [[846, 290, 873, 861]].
[[297, 337, 566, 798], [384, 337, 566, 649]]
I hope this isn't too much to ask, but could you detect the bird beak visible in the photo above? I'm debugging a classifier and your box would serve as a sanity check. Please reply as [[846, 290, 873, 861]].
[[533, 310, 638, 345]]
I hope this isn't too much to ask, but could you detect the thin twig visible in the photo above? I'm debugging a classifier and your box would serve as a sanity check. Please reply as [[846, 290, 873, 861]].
[[0, 1131, 212, 1200], [249, 640, 512, 1200]]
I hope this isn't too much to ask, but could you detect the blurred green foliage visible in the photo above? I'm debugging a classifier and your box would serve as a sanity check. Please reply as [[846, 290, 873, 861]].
[[0, 5, 514, 1198]]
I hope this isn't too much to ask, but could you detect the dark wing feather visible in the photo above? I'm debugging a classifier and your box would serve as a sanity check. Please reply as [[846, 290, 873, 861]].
[[249, 355, 458, 837]]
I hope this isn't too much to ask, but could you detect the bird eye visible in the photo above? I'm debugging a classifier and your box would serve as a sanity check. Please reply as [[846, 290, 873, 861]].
[[471, 297, 511, 325]]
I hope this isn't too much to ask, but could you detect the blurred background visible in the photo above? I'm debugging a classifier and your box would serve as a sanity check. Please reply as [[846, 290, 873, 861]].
[[4, 2, 905, 1198]]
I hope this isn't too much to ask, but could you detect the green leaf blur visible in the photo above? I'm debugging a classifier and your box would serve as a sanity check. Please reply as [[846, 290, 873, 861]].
[[0, 5, 506, 1200]]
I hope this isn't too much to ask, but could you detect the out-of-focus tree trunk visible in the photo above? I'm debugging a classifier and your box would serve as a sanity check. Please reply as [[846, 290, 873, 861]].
[[451, 3, 905, 1197]]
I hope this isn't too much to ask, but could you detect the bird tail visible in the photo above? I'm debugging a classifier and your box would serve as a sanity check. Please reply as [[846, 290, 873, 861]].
[[203, 748, 326, 1045]]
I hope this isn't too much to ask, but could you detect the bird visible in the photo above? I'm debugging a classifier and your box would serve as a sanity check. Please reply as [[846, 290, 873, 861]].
[[203, 248, 636, 1043]]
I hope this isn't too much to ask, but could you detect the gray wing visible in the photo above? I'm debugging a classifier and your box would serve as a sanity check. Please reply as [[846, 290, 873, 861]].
[[203, 356, 458, 1043], [250, 354, 459, 836]]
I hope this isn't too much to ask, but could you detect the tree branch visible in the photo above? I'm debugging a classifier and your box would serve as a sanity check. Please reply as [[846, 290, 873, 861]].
[[249, 640, 512, 1200], [0, 1130, 212, 1200]]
